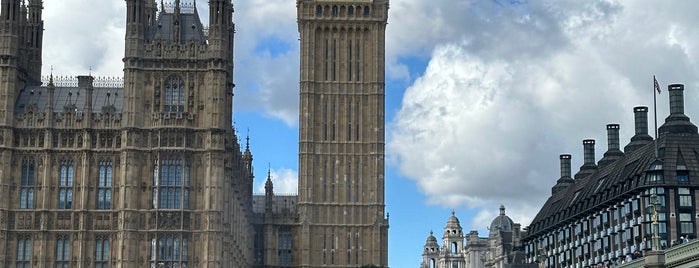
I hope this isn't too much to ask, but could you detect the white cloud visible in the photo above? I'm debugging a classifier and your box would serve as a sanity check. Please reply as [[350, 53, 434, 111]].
[[254, 168, 298, 195], [388, 0, 699, 224]]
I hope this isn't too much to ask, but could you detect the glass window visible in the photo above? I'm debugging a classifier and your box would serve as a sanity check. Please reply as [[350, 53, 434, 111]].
[[97, 161, 112, 209], [278, 229, 293, 265], [163, 76, 185, 113], [677, 170, 689, 183], [58, 160, 74, 209], [16, 236, 31, 268], [55, 235, 70, 268], [20, 158, 36, 209], [150, 234, 188, 267], [152, 158, 190, 209], [95, 236, 110, 268]]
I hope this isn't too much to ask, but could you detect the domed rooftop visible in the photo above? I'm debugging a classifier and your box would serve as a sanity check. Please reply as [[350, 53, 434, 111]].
[[445, 210, 462, 230], [425, 231, 438, 246], [489, 205, 514, 236]]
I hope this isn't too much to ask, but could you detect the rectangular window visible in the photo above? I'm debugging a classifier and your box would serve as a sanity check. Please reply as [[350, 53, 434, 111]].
[[58, 160, 74, 209], [95, 236, 110, 268], [152, 158, 190, 209], [16, 236, 31, 268], [677, 170, 689, 183], [20, 158, 36, 209], [55, 235, 71, 268], [278, 229, 293, 265], [97, 161, 112, 209], [150, 234, 188, 267]]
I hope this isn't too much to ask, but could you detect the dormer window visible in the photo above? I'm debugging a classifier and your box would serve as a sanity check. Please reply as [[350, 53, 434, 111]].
[[164, 75, 185, 113], [677, 164, 689, 183], [645, 160, 664, 183]]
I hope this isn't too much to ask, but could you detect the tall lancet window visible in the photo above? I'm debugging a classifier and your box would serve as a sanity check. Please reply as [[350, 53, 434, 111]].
[[19, 158, 36, 209], [97, 160, 112, 209], [164, 76, 185, 113], [58, 160, 74, 209]]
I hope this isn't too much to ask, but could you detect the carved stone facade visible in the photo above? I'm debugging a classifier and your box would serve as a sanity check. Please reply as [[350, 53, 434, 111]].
[[0, 1, 254, 267], [249, 1, 390, 267]]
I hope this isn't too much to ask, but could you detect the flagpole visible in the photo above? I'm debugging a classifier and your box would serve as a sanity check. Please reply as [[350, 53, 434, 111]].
[[653, 75, 659, 159]]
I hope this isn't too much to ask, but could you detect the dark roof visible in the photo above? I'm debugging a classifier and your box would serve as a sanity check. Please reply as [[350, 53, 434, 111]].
[[14, 85, 123, 115], [147, 10, 207, 43], [525, 93, 699, 239]]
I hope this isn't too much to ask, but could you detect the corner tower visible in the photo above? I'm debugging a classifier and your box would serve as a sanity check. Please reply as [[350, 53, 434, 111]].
[[297, 1, 389, 267]]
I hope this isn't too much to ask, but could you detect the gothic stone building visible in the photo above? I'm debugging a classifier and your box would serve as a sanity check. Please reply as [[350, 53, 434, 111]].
[[0, 0, 256, 267], [250, 0, 390, 267], [523, 84, 699, 268]]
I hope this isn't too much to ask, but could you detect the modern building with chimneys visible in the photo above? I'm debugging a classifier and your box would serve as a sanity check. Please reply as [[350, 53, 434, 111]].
[[420, 206, 534, 268], [523, 83, 699, 267]]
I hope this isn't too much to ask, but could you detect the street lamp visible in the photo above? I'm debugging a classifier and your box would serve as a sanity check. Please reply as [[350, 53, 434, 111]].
[[646, 193, 661, 251]]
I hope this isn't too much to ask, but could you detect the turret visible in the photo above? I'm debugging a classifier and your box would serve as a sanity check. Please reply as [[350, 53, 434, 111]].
[[25, 0, 43, 83], [264, 169, 273, 215], [124, 0, 147, 58]]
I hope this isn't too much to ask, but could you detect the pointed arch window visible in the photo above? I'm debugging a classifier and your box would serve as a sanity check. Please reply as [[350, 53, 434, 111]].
[[97, 160, 112, 209], [55, 235, 71, 268], [164, 76, 185, 113], [152, 157, 191, 209], [19, 158, 36, 209], [58, 160, 74, 209], [150, 234, 188, 267], [16, 236, 31, 268], [95, 235, 110, 268]]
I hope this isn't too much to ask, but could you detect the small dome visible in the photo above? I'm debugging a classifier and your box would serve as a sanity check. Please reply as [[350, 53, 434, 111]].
[[425, 231, 438, 245], [489, 205, 514, 236], [445, 210, 462, 229], [443, 210, 463, 237], [424, 231, 439, 253]]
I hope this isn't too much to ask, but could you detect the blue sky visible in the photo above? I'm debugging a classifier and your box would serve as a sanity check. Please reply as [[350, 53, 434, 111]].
[[42, 1, 699, 267]]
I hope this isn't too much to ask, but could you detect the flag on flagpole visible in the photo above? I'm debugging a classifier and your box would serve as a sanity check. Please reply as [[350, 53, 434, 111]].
[[654, 75, 661, 93]]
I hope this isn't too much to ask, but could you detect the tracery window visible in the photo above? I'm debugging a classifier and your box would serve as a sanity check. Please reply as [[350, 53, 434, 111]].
[[97, 160, 112, 209], [152, 158, 190, 209], [278, 228, 293, 265], [20, 158, 36, 209], [95, 236, 110, 268], [55, 235, 71, 268], [150, 234, 188, 268], [16, 236, 31, 268], [58, 160, 74, 209], [164, 76, 185, 113]]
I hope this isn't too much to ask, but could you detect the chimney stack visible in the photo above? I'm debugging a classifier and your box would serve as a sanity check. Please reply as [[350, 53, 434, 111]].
[[599, 124, 624, 166], [560, 154, 572, 179], [659, 84, 697, 135], [624, 106, 653, 153], [575, 139, 597, 179], [583, 139, 595, 166]]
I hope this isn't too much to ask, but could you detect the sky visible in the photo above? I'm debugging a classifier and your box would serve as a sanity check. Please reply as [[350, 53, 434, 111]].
[[41, 0, 699, 267]]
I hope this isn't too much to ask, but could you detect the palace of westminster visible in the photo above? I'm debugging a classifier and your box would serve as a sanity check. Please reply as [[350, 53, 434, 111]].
[[0, 0, 388, 267]]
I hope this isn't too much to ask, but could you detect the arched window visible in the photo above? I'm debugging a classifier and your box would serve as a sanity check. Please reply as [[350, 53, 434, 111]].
[[152, 157, 191, 209], [97, 160, 112, 209], [19, 158, 35, 209], [58, 160, 74, 209], [316, 5, 323, 15], [348, 6, 354, 15], [452, 242, 458, 253], [95, 236, 110, 268], [332, 5, 339, 16], [164, 76, 185, 113], [430, 258, 436, 268], [150, 234, 188, 267], [363, 6, 370, 16]]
